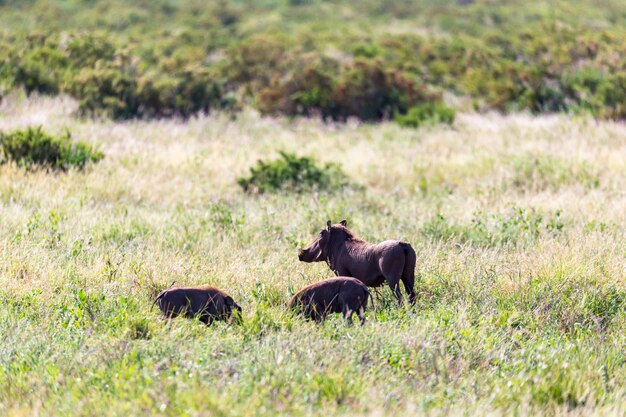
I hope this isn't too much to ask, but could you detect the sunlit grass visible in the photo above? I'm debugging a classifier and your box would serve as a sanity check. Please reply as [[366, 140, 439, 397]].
[[1, 95, 626, 416]]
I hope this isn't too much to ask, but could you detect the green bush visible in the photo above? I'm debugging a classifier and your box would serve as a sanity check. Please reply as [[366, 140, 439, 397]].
[[154, 67, 226, 117], [394, 102, 455, 127], [257, 56, 336, 118], [237, 151, 349, 193], [257, 56, 438, 122], [68, 62, 139, 119], [0, 33, 227, 120], [67, 58, 226, 119], [6, 43, 69, 95], [65, 34, 116, 68], [330, 59, 430, 121], [3, 3, 626, 122], [0, 126, 104, 170], [595, 72, 626, 120]]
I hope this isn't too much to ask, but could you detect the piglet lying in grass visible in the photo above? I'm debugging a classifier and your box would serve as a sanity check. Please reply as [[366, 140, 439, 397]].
[[154, 285, 242, 325], [288, 276, 370, 325]]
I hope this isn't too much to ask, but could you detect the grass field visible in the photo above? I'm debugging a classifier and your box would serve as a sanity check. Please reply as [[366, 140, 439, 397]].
[[2, 92, 626, 416]]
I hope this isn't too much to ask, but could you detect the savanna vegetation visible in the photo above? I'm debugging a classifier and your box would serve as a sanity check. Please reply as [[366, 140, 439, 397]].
[[2, 1, 626, 416], [1, 0, 626, 122]]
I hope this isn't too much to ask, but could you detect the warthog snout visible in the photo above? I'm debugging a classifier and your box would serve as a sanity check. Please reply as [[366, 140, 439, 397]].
[[298, 246, 321, 263], [229, 302, 243, 325]]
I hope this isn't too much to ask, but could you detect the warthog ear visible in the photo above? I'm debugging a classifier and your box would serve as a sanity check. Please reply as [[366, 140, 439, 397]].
[[327, 220, 332, 230], [340, 220, 347, 227]]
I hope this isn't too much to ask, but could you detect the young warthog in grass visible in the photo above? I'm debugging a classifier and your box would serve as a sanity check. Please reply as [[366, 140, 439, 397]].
[[153, 285, 242, 325], [299, 220, 417, 304], [288, 276, 370, 325]]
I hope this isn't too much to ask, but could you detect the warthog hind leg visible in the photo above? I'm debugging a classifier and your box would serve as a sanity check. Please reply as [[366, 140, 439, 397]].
[[343, 306, 354, 325], [358, 306, 366, 325], [389, 279, 403, 304], [380, 258, 405, 304], [402, 274, 416, 305], [340, 295, 354, 325]]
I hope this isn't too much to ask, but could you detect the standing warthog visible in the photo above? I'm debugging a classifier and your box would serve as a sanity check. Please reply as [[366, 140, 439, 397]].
[[288, 276, 370, 325], [299, 220, 417, 304], [153, 285, 242, 325]]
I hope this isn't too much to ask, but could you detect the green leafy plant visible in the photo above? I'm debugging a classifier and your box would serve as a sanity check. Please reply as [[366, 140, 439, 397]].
[[0, 126, 103, 170], [394, 102, 456, 128], [237, 151, 349, 193]]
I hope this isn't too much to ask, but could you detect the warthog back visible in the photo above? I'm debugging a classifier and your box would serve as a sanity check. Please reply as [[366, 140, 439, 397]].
[[154, 285, 242, 325], [289, 276, 370, 325]]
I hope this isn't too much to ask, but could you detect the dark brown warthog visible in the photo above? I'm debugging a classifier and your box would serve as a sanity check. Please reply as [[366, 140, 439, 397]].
[[288, 276, 370, 325], [153, 285, 242, 325], [299, 220, 417, 304]]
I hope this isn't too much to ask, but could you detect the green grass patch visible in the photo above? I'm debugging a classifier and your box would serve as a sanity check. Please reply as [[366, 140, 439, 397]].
[[421, 206, 565, 247], [511, 154, 600, 192]]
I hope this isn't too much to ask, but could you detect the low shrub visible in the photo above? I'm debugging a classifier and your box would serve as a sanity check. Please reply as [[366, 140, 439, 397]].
[[0, 126, 104, 170], [65, 33, 117, 68], [5, 44, 68, 95], [68, 61, 226, 119], [330, 59, 429, 121], [394, 102, 455, 127], [256, 56, 440, 122], [237, 151, 349, 193], [68, 63, 139, 119], [4, 7, 626, 123], [595, 72, 626, 120], [257, 56, 336, 118]]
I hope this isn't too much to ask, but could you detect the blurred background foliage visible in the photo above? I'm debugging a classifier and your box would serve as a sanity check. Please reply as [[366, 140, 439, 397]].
[[1, 0, 626, 122]]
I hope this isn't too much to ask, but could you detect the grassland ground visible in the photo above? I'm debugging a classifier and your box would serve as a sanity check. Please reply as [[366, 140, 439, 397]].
[[2, 94, 626, 416]]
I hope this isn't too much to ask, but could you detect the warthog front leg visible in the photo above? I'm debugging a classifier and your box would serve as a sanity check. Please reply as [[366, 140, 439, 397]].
[[199, 314, 214, 326]]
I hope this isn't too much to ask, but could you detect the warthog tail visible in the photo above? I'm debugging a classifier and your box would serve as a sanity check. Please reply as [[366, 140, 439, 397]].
[[151, 281, 176, 312], [364, 287, 374, 310], [401, 243, 416, 281], [150, 293, 163, 312], [400, 242, 417, 303]]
